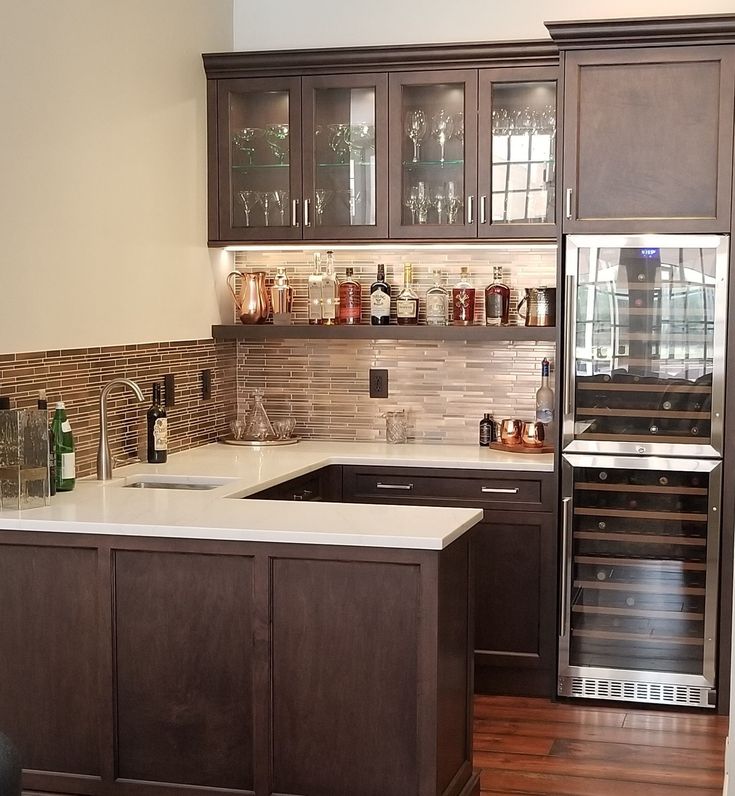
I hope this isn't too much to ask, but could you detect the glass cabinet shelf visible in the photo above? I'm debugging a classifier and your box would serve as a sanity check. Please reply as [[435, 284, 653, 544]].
[[402, 159, 465, 167], [233, 164, 290, 171]]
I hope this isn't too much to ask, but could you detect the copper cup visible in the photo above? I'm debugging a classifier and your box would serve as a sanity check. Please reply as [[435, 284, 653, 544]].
[[521, 420, 546, 448], [499, 418, 522, 446]]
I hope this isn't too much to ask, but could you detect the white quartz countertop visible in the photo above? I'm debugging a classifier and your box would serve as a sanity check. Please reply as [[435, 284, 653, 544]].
[[0, 441, 553, 550]]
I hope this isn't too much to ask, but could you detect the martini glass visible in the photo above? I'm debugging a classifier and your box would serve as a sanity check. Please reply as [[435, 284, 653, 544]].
[[237, 190, 258, 226], [271, 190, 289, 226], [232, 127, 264, 165], [314, 188, 333, 225], [264, 123, 289, 164]]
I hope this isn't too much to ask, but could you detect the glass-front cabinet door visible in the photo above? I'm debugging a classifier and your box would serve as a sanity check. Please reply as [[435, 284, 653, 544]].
[[389, 70, 478, 238], [563, 236, 729, 457], [302, 74, 388, 239], [217, 77, 302, 241], [478, 68, 557, 237]]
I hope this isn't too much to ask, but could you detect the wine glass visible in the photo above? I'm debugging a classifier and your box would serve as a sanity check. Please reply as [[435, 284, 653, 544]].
[[432, 186, 446, 224], [405, 185, 420, 224], [338, 189, 362, 219], [328, 123, 350, 163], [256, 191, 273, 227], [446, 181, 463, 225], [271, 190, 289, 226], [348, 123, 374, 161], [232, 127, 264, 165], [264, 123, 289, 163], [451, 112, 464, 144], [404, 109, 427, 163], [430, 110, 454, 164], [314, 188, 333, 225], [415, 181, 431, 224], [237, 190, 258, 226]]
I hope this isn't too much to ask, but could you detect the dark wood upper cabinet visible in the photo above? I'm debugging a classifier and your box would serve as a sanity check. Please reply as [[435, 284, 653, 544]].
[[561, 45, 735, 233]]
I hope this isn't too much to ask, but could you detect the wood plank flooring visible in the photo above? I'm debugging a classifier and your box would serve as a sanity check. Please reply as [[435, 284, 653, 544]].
[[474, 695, 728, 795]]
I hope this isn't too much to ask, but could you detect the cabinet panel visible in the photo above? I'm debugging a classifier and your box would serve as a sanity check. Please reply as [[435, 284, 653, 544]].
[[0, 544, 99, 776], [563, 46, 735, 233], [114, 551, 255, 790]]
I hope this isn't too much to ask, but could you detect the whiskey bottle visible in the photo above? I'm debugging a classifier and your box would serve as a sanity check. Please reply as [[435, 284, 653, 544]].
[[396, 263, 419, 325], [339, 267, 362, 325], [485, 265, 510, 326], [308, 252, 323, 325], [370, 263, 391, 325], [322, 249, 340, 325], [425, 268, 448, 326], [452, 266, 475, 325], [535, 358, 554, 424]]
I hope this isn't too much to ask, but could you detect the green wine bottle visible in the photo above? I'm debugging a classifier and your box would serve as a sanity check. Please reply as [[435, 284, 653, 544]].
[[51, 401, 75, 492]]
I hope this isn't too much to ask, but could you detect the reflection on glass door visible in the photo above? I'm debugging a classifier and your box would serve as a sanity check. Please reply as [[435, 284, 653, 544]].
[[564, 236, 728, 456]]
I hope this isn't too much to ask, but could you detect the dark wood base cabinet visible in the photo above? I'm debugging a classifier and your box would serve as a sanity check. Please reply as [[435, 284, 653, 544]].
[[0, 530, 479, 796]]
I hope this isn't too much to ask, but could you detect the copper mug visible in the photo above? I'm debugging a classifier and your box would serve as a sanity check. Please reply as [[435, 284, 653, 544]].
[[227, 271, 270, 324], [521, 420, 546, 448], [499, 418, 522, 445]]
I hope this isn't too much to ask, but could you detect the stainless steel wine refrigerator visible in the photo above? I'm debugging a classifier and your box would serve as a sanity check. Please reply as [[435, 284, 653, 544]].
[[559, 235, 729, 708]]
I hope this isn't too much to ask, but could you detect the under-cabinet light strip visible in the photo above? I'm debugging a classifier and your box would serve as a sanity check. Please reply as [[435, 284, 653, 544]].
[[223, 242, 558, 252]]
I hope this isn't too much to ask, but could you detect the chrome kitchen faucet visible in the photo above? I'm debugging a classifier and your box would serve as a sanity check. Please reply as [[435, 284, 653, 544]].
[[96, 378, 145, 480]]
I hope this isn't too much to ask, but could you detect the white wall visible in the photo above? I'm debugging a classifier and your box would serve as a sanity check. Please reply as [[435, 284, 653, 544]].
[[0, 0, 233, 354], [234, 0, 735, 49]]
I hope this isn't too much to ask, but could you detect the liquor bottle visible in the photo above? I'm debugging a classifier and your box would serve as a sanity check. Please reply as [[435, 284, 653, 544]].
[[452, 266, 475, 325], [51, 400, 75, 492], [370, 263, 391, 325], [535, 358, 554, 424], [339, 267, 362, 325], [308, 252, 323, 325], [147, 383, 168, 464], [321, 250, 340, 325], [38, 390, 55, 496], [425, 268, 448, 326], [485, 266, 510, 326], [479, 413, 495, 446], [396, 263, 419, 325]]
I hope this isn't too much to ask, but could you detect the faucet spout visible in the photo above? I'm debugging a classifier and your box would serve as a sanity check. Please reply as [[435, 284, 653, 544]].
[[96, 378, 145, 480]]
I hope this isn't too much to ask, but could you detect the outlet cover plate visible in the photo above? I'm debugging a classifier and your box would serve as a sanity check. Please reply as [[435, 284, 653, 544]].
[[369, 368, 388, 398]]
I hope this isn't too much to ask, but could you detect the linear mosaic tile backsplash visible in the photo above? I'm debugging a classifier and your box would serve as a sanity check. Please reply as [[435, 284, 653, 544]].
[[234, 247, 557, 444], [0, 340, 236, 478]]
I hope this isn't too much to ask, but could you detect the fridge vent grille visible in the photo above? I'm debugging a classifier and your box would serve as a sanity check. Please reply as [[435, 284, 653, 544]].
[[563, 677, 713, 708]]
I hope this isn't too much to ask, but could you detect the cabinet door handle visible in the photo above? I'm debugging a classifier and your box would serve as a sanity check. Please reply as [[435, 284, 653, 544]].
[[565, 188, 573, 220], [467, 195, 474, 224], [376, 482, 414, 491], [304, 198, 311, 227], [480, 486, 519, 494], [559, 496, 572, 639], [291, 199, 299, 227], [479, 195, 487, 225]]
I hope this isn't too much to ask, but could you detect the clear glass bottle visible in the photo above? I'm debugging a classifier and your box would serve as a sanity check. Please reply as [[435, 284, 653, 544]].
[[452, 266, 475, 325], [308, 252, 323, 325], [485, 265, 510, 326], [245, 388, 275, 440], [535, 358, 554, 424], [321, 249, 340, 325], [396, 263, 419, 325], [425, 268, 448, 326], [370, 263, 391, 325], [339, 267, 362, 325]]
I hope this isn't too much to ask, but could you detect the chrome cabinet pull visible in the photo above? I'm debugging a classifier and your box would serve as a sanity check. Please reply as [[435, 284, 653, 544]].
[[291, 199, 299, 227], [481, 486, 519, 494], [467, 195, 474, 224], [565, 188, 573, 220], [559, 496, 572, 638], [304, 198, 311, 227], [376, 482, 414, 491], [479, 195, 487, 225]]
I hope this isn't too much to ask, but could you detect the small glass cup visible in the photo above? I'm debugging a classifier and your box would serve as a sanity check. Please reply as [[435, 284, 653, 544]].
[[229, 418, 246, 440], [273, 418, 296, 440], [385, 410, 408, 444]]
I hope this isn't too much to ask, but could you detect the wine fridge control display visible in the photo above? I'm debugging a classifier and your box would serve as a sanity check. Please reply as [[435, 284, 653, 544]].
[[563, 235, 728, 457], [558, 454, 721, 708]]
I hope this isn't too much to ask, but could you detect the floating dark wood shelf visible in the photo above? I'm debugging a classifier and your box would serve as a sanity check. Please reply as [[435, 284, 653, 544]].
[[212, 323, 556, 342]]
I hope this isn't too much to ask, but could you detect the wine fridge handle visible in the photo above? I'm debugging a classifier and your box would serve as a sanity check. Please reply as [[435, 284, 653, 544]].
[[559, 496, 572, 639], [479, 195, 487, 225], [291, 199, 299, 227], [564, 272, 576, 418], [565, 188, 573, 220], [304, 198, 311, 227], [467, 195, 474, 224]]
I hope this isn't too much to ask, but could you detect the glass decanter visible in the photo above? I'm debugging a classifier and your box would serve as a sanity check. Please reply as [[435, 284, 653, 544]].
[[245, 389, 275, 440]]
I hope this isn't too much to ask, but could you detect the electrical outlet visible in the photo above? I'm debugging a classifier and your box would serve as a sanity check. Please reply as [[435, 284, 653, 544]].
[[369, 368, 388, 398], [201, 369, 213, 400], [163, 373, 175, 407]]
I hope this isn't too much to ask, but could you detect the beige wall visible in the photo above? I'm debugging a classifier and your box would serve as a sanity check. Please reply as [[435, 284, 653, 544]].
[[0, 0, 233, 354], [233, 0, 734, 49]]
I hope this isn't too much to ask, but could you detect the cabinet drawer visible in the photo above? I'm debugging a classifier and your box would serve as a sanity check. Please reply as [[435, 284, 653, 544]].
[[343, 466, 554, 512]]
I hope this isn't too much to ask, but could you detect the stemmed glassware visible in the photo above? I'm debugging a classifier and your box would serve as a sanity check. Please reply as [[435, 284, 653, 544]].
[[430, 110, 454, 164], [338, 189, 362, 219], [237, 190, 259, 227], [271, 190, 289, 226], [256, 191, 273, 226], [405, 110, 427, 163], [314, 188, 333, 225], [432, 186, 446, 224], [328, 123, 350, 163], [348, 123, 374, 161], [264, 123, 289, 163], [446, 181, 463, 224], [451, 112, 464, 144], [232, 127, 264, 165], [405, 185, 420, 224]]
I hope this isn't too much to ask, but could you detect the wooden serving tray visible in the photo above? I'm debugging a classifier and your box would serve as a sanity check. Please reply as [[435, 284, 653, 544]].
[[487, 442, 554, 455]]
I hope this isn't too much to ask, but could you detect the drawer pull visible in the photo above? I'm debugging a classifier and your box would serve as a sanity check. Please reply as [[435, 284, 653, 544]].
[[481, 486, 519, 494], [376, 482, 414, 491]]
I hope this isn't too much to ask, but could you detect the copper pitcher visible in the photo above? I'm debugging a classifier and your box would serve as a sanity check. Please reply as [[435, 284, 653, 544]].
[[517, 287, 556, 327], [227, 271, 270, 324]]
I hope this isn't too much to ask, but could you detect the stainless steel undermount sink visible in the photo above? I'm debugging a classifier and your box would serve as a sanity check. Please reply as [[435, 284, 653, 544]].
[[122, 476, 236, 491]]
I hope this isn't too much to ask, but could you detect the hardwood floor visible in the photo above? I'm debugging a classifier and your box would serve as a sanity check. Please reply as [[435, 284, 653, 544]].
[[474, 695, 728, 795]]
